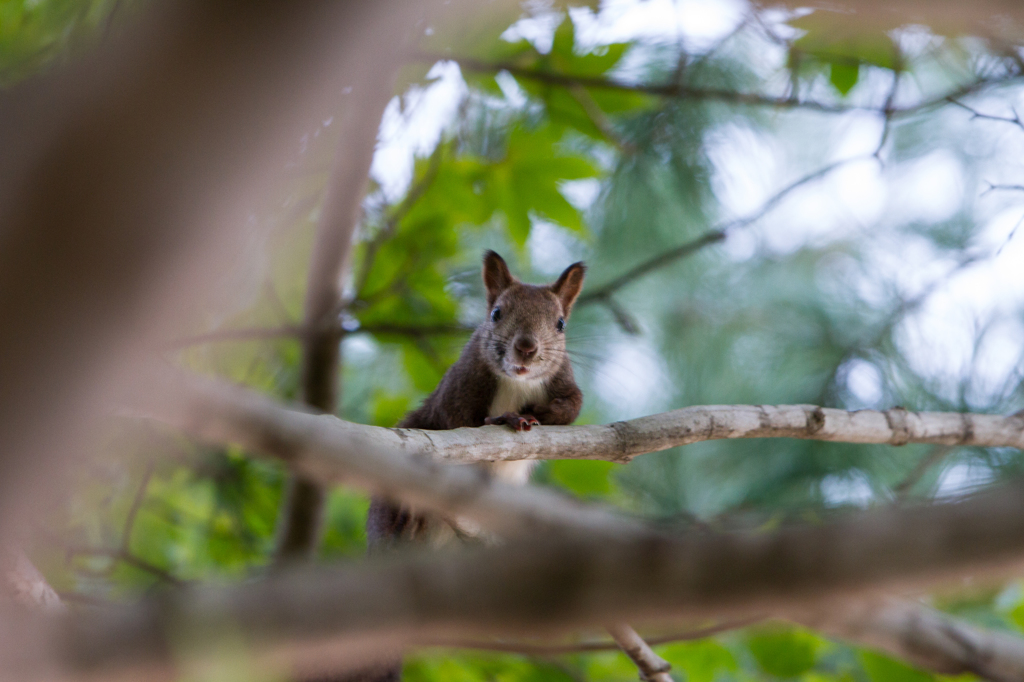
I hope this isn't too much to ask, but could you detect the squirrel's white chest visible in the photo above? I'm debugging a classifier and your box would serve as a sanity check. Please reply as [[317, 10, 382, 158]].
[[487, 375, 547, 486], [488, 376, 548, 418]]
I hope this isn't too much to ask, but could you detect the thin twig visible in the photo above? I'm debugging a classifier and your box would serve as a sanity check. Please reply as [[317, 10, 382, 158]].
[[419, 618, 759, 655], [578, 155, 870, 307], [949, 98, 1024, 131], [62, 546, 183, 587], [170, 324, 307, 349], [356, 323, 472, 337], [352, 143, 445, 301], [438, 54, 1024, 119], [893, 446, 953, 499], [607, 623, 674, 682], [121, 461, 154, 552], [567, 84, 635, 153]]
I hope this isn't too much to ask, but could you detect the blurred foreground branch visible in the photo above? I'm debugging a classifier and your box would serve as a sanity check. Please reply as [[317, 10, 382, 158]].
[[275, 0, 415, 565], [796, 598, 1024, 682], [36, 460, 1024, 679]]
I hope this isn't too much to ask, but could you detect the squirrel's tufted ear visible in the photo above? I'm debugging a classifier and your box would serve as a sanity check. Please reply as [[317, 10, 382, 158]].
[[483, 250, 516, 308], [551, 261, 586, 316]]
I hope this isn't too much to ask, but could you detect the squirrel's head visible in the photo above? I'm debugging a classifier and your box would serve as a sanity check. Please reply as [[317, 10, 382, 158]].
[[479, 250, 585, 382]]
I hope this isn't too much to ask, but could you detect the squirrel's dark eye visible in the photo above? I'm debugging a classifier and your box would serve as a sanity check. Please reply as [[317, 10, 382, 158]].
[[556, 317, 565, 333], [491, 307, 501, 323]]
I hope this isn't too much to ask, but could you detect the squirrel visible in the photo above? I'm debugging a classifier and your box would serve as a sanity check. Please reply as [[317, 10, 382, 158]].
[[351, 250, 585, 682], [367, 249, 586, 545]]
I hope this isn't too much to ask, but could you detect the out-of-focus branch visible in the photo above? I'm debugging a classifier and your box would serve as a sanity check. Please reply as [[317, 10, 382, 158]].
[[61, 546, 183, 587], [2, 551, 63, 614], [577, 156, 869, 311], [274, 1, 422, 565], [606, 623, 674, 682], [420, 619, 759, 654], [0, 0, 410, 555], [796, 598, 1024, 682], [170, 325, 307, 349], [42, 476, 1024, 679], [352, 143, 445, 301], [949, 98, 1024, 132], [445, 55, 1021, 117]]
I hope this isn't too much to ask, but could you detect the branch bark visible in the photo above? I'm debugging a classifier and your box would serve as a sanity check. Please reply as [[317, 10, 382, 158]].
[[39, 478, 1024, 679], [606, 623, 674, 682], [274, 1, 417, 564], [142, 373, 1024, 478], [795, 598, 1024, 682]]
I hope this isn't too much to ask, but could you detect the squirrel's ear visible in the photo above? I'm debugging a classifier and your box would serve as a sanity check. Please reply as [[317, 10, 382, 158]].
[[551, 261, 586, 316], [483, 250, 515, 307]]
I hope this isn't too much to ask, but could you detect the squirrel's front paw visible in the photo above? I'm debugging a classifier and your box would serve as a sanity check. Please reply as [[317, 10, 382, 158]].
[[485, 412, 540, 431]]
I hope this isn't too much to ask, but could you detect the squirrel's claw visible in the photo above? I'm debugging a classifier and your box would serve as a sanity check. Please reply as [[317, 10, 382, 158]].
[[485, 412, 540, 431]]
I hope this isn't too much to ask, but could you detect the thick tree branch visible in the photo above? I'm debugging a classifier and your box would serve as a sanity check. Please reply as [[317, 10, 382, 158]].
[[72, 373, 1024, 680], [795, 598, 1024, 682], [37, 478, 1024, 679], [0, 0, 393, 552], [274, 0, 421, 564], [2, 551, 63, 614]]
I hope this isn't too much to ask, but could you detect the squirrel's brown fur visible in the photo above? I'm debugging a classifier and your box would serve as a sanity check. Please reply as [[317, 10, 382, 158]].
[[367, 250, 585, 544], [354, 251, 585, 682]]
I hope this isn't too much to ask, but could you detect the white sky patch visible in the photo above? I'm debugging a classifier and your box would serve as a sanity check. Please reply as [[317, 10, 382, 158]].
[[828, 160, 886, 226], [844, 359, 884, 407], [594, 339, 672, 419], [935, 460, 994, 499], [831, 111, 886, 159], [885, 150, 964, 226], [571, 0, 747, 53], [559, 178, 602, 211], [820, 470, 873, 507], [527, 220, 582, 276], [370, 61, 467, 202], [705, 123, 780, 217], [342, 334, 379, 361]]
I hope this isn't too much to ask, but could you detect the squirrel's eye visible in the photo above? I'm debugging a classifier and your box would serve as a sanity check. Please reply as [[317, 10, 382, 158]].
[[556, 317, 565, 333], [491, 307, 501, 323]]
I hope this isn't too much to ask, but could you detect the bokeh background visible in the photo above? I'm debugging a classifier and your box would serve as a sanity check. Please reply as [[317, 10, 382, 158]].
[[6, 0, 1024, 679]]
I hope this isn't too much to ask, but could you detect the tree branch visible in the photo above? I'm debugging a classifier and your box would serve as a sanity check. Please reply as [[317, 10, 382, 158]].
[[140, 372, 1024, 482], [606, 623, 674, 682], [419, 619, 758, 655], [2, 551, 63, 613], [274, 1, 417, 565], [444, 55, 1022, 118], [68, 372, 1024, 680], [795, 597, 1024, 682], [578, 156, 870, 308], [40, 477, 1024, 679]]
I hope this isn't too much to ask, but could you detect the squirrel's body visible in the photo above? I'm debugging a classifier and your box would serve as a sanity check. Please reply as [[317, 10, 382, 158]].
[[367, 251, 585, 546]]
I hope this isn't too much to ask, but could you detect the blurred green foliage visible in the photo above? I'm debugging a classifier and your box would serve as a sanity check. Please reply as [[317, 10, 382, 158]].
[[11, 0, 1024, 680]]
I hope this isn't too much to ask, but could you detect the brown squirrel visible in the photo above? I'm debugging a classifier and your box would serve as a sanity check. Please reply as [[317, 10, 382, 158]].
[[367, 249, 586, 544], [352, 250, 585, 681]]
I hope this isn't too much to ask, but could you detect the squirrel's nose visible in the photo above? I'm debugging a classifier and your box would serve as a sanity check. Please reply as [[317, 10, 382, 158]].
[[514, 336, 538, 360]]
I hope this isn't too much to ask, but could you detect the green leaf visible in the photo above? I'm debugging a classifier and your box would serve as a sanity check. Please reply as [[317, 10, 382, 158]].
[[829, 61, 860, 95], [859, 651, 936, 682], [547, 460, 616, 497], [551, 14, 575, 58], [746, 626, 822, 677], [659, 639, 737, 682]]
